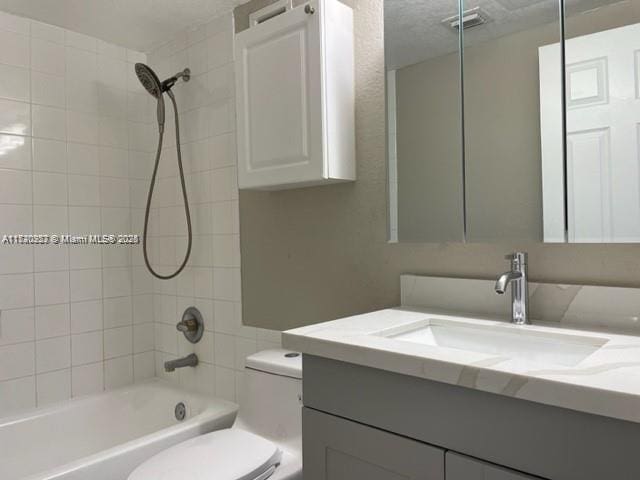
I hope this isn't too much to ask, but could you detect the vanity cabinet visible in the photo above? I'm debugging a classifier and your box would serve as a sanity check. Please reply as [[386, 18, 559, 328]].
[[303, 407, 445, 480], [301, 355, 640, 480], [446, 453, 538, 480], [234, 0, 355, 190]]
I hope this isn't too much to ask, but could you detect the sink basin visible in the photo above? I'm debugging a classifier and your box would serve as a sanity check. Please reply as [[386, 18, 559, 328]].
[[381, 318, 608, 368]]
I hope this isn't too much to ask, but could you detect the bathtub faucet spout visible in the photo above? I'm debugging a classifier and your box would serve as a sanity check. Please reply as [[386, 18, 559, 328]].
[[164, 354, 198, 372]]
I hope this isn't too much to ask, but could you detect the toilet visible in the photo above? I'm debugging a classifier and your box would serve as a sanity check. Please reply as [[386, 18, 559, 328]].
[[128, 349, 302, 480]]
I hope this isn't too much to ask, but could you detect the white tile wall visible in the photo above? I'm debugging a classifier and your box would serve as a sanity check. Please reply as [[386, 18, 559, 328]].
[[0, 12, 156, 415], [0, 10, 284, 416], [147, 13, 281, 402]]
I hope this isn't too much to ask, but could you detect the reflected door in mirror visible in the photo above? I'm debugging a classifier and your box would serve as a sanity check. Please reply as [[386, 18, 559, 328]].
[[540, 4, 640, 243]]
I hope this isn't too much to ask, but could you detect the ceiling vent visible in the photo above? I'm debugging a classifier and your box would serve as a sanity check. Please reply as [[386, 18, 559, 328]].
[[442, 7, 490, 31], [494, 0, 548, 10]]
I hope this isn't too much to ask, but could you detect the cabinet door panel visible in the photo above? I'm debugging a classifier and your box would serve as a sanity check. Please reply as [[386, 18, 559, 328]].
[[446, 452, 541, 480], [303, 407, 445, 480], [235, 0, 324, 189]]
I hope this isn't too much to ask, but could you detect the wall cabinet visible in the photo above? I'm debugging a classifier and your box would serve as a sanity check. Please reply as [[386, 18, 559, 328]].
[[303, 407, 445, 480], [234, 0, 355, 190]]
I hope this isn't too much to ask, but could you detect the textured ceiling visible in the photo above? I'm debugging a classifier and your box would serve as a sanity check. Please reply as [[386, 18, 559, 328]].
[[0, 0, 246, 52], [385, 0, 625, 70]]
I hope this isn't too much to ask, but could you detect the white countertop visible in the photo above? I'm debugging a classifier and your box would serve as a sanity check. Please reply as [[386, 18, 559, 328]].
[[283, 308, 640, 424]]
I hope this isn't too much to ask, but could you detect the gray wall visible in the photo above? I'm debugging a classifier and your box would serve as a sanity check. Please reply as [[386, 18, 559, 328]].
[[237, 0, 640, 331]]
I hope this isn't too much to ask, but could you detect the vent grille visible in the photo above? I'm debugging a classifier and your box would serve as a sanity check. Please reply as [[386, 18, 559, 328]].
[[494, 0, 548, 10], [442, 7, 490, 31]]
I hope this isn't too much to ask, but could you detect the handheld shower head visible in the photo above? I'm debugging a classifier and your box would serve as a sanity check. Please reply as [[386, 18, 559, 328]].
[[135, 64, 192, 132], [134, 63, 162, 97], [135, 63, 165, 129], [136, 62, 193, 281]]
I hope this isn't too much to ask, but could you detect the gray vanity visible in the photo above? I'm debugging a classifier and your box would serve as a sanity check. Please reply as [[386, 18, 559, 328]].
[[301, 355, 640, 480], [284, 276, 640, 480]]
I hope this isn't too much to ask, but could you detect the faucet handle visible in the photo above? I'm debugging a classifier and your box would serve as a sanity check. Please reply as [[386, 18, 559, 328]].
[[505, 252, 527, 265], [176, 318, 198, 332], [176, 307, 204, 344]]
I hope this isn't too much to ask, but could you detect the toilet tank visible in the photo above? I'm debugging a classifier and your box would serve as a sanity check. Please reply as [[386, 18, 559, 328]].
[[235, 349, 303, 455]]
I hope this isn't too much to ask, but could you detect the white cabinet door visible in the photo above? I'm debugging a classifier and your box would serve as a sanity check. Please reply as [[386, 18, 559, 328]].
[[540, 23, 640, 242], [235, 1, 324, 189]]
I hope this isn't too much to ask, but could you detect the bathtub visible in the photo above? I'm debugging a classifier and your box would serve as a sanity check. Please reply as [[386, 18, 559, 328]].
[[1, 379, 238, 480]]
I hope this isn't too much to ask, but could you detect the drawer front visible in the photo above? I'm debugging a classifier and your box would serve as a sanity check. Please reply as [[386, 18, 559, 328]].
[[446, 452, 542, 480]]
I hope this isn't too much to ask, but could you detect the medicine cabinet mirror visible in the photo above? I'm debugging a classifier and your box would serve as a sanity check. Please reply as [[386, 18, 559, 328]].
[[386, 0, 640, 243]]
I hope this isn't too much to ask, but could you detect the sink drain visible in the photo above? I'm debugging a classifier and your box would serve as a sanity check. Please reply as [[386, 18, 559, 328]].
[[175, 402, 186, 421]]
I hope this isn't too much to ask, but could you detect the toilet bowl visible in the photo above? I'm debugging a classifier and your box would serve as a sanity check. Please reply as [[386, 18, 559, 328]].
[[128, 349, 302, 480]]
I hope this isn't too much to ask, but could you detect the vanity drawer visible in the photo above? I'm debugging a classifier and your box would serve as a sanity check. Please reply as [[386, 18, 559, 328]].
[[303, 407, 445, 480], [446, 452, 542, 480]]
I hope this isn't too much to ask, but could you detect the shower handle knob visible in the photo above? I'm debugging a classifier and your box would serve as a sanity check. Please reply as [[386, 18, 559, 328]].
[[176, 318, 198, 333], [176, 307, 204, 344], [305, 5, 315, 14]]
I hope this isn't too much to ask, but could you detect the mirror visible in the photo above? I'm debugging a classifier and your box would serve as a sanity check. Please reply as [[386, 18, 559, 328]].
[[386, 0, 640, 243], [385, 0, 464, 243], [463, 0, 562, 242]]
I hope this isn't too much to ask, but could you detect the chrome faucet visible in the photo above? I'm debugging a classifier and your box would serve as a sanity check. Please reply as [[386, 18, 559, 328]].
[[495, 252, 530, 325], [164, 353, 199, 372]]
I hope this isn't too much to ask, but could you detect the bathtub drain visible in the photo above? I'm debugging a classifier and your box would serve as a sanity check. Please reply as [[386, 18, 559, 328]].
[[175, 402, 186, 421]]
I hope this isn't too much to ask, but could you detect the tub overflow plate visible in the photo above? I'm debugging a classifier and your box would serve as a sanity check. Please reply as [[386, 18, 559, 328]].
[[175, 402, 187, 421]]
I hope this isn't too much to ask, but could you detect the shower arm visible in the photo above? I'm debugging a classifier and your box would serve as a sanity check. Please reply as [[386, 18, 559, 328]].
[[161, 68, 191, 93]]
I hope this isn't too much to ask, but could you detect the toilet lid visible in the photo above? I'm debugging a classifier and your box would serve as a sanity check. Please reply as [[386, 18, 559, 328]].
[[128, 429, 281, 480]]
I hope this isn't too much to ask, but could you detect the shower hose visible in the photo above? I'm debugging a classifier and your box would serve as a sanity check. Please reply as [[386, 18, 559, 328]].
[[142, 90, 192, 280]]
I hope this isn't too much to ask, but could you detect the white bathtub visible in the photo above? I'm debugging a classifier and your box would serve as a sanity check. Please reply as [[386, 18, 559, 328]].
[[0, 379, 238, 480]]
